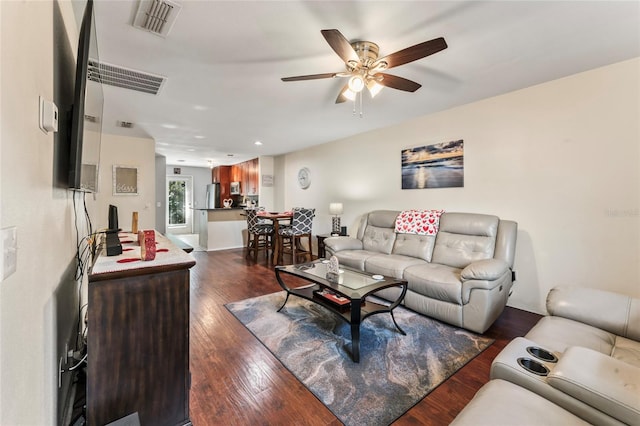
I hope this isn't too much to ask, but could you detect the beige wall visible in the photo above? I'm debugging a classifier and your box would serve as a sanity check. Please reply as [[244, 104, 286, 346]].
[[0, 3, 157, 423], [1, 1, 84, 424], [278, 58, 640, 314], [97, 134, 156, 232]]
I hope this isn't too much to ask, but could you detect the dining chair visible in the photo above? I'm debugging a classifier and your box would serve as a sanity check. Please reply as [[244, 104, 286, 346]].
[[245, 208, 274, 261], [278, 207, 315, 264]]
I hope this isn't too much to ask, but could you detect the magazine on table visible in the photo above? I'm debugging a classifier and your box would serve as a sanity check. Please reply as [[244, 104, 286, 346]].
[[314, 288, 350, 306]]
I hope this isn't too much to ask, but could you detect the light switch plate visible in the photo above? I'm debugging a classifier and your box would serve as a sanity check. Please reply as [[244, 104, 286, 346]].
[[2, 227, 17, 280]]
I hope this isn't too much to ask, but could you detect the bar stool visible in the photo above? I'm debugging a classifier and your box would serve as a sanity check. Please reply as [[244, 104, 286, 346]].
[[245, 208, 273, 261], [278, 207, 315, 264]]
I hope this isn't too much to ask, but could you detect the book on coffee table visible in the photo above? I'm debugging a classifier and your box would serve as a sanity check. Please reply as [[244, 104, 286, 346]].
[[313, 288, 350, 307]]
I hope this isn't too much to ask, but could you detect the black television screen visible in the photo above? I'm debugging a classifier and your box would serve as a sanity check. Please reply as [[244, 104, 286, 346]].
[[69, 0, 103, 192]]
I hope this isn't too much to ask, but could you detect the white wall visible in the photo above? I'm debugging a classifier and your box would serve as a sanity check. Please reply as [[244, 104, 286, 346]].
[[1, 1, 86, 424], [258, 155, 275, 211], [97, 134, 156, 232], [278, 58, 640, 314], [155, 154, 167, 233]]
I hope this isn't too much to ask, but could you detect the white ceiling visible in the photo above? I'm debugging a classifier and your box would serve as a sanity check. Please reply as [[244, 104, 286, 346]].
[[89, 0, 640, 167]]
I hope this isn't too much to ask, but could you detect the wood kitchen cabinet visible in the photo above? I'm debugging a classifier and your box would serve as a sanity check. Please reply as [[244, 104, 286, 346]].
[[229, 158, 259, 196], [212, 165, 231, 201]]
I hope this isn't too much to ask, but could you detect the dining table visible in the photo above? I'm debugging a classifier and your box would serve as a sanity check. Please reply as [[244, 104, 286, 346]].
[[256, 211, 293, 263]]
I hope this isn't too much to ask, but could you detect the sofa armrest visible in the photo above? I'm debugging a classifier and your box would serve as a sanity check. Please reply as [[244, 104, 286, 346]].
[[324, 236, 363, 255], [547, 286, 640, 340], [461, 259, 509, 281], [548, 346, 640, 425]]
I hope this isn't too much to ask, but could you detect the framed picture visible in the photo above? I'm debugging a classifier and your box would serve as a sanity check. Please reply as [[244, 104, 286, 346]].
[[113, 165, 138, 195], [401, 139, 464, 189], [230, 181, 241, 195]]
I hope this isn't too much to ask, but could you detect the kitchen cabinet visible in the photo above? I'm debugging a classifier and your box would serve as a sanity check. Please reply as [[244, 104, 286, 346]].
[[212, 159, 260, 200], [212, 166, 231, 202]]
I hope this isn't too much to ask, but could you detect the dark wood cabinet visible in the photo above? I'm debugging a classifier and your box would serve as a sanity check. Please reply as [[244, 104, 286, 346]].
[[87, 234, 195, 426], [230, 158, 259, 195], [213, 165, 231, 203]]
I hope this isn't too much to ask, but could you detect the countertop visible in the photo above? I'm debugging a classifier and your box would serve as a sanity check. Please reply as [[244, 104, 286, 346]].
[[194, 207, 246, 211]]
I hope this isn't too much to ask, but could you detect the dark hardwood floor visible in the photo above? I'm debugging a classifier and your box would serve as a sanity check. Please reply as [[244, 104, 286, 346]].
[[188, 249, 542, 425]]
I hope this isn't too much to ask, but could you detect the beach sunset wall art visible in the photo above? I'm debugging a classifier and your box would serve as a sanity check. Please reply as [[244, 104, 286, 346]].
[[401, 140, 464, 189]]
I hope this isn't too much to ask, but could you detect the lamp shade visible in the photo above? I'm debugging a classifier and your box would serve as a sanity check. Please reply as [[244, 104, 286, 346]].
[[329, 203, 343, 215]]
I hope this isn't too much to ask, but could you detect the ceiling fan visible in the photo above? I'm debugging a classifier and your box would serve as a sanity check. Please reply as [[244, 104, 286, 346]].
[[281, 29, 448, 103]]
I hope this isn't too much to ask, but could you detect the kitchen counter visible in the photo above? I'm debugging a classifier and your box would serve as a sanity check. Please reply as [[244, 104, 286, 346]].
[[196, 208, 247, 250]]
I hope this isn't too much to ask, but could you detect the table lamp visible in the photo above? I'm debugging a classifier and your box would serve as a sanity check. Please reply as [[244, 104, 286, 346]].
[[329, 203, 343, 235]]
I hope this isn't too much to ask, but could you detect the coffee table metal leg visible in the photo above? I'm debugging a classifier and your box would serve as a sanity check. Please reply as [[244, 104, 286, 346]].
[[350, 299, 362, 363], [276, 292, 290, 312], [390, 310, 406, 335]]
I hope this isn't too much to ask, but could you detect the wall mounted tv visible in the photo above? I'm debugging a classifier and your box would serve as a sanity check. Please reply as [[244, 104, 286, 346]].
[[68, 0, 103, 192]]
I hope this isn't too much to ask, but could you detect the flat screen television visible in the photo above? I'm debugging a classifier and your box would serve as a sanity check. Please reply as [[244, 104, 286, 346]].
[[68, 0, 103, 192]]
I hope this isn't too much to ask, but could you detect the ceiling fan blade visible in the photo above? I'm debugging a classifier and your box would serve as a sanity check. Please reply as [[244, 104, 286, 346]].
[[375, 37, 447, 70], [281, 73, 338, 82], [376, 73, 422, 92], [321, 29, 360, 65], [335, 83, 350, 103]]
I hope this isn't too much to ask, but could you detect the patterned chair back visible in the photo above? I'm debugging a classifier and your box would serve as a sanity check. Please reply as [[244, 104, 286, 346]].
[[246, 209, 272, 233], [289, 208, 315, 235]]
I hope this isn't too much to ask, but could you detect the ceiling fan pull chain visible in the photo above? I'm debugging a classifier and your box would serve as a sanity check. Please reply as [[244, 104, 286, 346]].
[[359, 90, 363, 118]]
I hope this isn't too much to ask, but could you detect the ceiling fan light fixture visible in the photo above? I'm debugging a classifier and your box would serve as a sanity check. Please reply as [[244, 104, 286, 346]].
[[366, 80, 384, 98], [342, 88, 357, 101], [348, 75, 365, 93]]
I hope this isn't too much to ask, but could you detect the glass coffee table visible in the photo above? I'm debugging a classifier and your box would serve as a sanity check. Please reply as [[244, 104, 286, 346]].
[[275, 260, 408, 362]]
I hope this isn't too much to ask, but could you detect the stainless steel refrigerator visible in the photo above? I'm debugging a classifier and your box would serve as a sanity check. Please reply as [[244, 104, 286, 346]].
[[205, 183, 220, 209]]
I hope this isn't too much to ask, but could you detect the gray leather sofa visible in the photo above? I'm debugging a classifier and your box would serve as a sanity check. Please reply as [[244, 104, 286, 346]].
[[323, 210, 517, 333], [451, 379, 591, 425], [487, 286, 640, 425]]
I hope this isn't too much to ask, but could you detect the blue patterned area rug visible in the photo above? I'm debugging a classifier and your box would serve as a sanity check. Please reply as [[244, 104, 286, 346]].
[[226, 291, 493, 426]]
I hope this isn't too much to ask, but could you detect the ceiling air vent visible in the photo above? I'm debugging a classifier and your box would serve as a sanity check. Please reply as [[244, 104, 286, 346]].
[[88, 59, 166, 95], [133, 0, 182, 37]]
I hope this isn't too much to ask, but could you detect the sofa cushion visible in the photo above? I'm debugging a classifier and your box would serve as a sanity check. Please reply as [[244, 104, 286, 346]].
[[451, 379, 590, 426], [362, 225, 396, 255], [525, 316, 616, 356], [364, 254, 426, 279], [332, 250, 380, 271], [611, 336, 640, 368], [404, 263, 463, 304], [432, 213, 499, 269], [366, 210, 400, 228], [546, 286, 640, 340], [392, 233, 436, 262], [547, 346, 640, 426]]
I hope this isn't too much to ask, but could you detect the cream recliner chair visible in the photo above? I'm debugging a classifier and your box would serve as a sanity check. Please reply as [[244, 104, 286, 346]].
[[488, 286, 640, 425]]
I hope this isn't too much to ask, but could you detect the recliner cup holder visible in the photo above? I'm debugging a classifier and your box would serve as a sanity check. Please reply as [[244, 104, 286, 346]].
[[526, 346, 558, 363], [517, 357, 550, 376]]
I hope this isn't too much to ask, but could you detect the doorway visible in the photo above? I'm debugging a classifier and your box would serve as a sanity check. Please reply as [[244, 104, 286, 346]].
[[166, 175, 193, 235]]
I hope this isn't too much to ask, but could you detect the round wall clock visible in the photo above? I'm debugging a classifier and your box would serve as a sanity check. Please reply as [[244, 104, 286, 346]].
[[297, 167, 311, 189]]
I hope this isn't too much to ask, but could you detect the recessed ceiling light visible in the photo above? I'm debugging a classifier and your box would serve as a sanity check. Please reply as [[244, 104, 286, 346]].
[[162, 123, 178, 129], [194, 135, 205, 139], [227, 154, 234, 157], [193, 105, 207, 111], [254, 141, 263, 146], [187, 148, 195, 152], [177, 159, 185, 162]]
